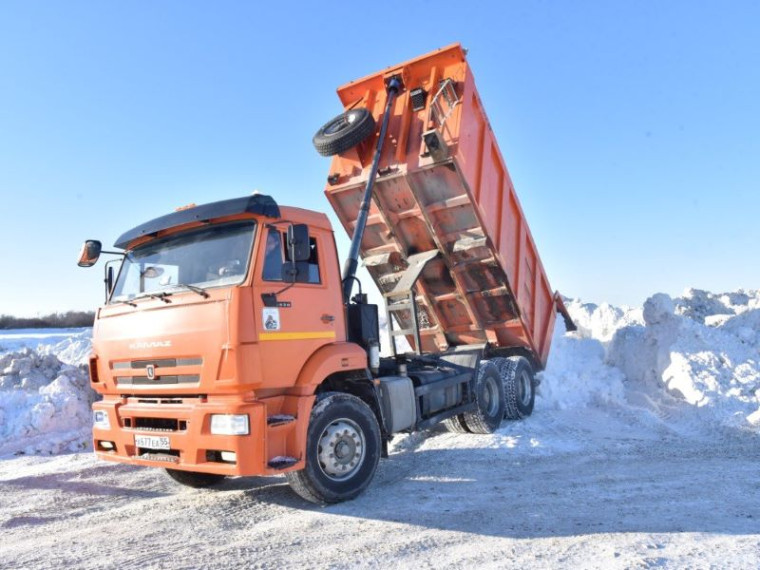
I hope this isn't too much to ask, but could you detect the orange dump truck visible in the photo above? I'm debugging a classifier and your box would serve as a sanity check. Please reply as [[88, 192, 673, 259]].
[[78, 44, 573, 504]]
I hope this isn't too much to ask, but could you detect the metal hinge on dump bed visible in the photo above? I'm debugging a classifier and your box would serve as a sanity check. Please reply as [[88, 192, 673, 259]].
[[384, 250, 440, 357]]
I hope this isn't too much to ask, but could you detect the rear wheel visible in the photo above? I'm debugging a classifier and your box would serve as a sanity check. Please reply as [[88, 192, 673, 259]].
[[460, 361, 506, 434], [496, 356, 536, 419], [165, 469, 226, 489], [286, 392, 381, 504], [444, 413, 470, 434]]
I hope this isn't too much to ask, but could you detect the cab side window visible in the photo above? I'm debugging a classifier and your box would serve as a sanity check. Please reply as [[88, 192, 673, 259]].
[[262, 229, 284, 281], [262, 228, 321, 284]]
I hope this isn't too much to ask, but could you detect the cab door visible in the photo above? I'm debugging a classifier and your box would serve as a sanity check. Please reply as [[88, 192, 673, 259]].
[[252, 224, 343, 388]]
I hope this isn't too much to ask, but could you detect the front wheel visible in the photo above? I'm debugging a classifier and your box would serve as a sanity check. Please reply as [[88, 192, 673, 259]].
[[286, 392, 381, 504]]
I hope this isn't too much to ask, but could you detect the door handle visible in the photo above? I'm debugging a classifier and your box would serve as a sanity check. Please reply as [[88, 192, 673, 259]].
[[321, 314, 335, 323]]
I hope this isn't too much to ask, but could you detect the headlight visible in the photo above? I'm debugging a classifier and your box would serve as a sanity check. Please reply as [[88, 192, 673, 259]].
[[93, 410, 111, 430], [210, 414, 249, 435]]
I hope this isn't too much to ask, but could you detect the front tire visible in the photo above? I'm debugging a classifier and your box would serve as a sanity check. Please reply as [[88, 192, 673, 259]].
[[286, 392, 381, 504], [165, 469, 226, 489]]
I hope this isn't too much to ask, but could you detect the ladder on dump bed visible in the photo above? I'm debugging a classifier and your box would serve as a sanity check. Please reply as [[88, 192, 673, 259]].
[[384, 250, 440, 357]]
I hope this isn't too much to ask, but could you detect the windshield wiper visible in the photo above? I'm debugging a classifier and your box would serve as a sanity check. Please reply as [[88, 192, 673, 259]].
[[170, 283, 209, 298], [135, 292, 172, 303]]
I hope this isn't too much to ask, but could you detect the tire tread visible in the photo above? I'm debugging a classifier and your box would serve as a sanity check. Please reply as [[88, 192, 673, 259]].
[[285, 392, 381, 504], [460, 361, 505, 434], [313, 109, 376, 157], [496, 356, 535, 420]]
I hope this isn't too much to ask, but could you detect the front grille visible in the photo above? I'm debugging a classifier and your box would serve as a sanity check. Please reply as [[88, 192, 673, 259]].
[[113, 357, 203, 370], [116, 375, 200, 386], [111, 356, 203, 388], [133, 417, 187, 432]]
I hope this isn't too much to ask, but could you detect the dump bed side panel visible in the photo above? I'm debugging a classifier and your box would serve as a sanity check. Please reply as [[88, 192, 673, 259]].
[[324, 44, 558, 367]]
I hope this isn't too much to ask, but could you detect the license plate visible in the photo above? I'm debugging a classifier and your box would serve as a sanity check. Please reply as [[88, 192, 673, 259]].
[[135, 435, 171, 450]]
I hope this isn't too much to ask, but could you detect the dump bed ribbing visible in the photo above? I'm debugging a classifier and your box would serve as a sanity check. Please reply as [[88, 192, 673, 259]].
[[324, 44, 567, 368]]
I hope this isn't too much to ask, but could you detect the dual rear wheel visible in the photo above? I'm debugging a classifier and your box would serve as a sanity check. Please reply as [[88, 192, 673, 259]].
[[445, 356, 536, 435]]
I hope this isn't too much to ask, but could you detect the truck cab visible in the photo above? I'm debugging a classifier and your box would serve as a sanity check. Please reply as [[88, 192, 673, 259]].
[[83, 195, 371, 489]]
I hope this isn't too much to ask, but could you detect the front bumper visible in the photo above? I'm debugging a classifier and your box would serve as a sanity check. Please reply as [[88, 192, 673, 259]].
[[92, 396, 269, 476]]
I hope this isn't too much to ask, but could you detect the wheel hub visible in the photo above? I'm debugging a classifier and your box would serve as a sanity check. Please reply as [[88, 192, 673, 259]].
[[324, 111, 358, 135], [317, 419, 365, 480]]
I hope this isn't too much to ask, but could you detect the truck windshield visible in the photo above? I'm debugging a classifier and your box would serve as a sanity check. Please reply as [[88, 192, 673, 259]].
[[110, 220, 256, 303]]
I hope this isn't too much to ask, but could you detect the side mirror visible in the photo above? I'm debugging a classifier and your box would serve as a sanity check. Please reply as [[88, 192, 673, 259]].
[[105, 265, 114, 300], [104, 259, 121, 303], [78, 240, 102, 267], [287, 224, 311, 262]]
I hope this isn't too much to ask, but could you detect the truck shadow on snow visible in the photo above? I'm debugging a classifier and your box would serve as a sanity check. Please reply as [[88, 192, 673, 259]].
[[3, 462, 168, 507], [5, 431, 759, 540], [223, 429, 760, 539]]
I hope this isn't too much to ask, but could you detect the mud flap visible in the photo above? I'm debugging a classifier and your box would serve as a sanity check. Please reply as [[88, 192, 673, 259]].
[[554, 293, 577, 332]]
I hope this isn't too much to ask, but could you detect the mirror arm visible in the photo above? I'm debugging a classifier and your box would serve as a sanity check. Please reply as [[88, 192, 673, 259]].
[[275, 281, 295, 296]]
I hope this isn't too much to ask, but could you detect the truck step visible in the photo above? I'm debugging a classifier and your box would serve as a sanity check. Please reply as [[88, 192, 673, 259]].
[[268, 456, 299, 470], [266, 414, 295, 427]]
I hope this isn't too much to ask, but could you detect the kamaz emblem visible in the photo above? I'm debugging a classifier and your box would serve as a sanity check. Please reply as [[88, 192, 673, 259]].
[[146, 364, 156, 380], [128, 340, 172, 350]]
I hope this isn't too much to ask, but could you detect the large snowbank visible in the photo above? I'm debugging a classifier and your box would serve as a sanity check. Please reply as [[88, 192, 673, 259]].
[[0, 329, 94, 456], [542, 288, 760, 432]]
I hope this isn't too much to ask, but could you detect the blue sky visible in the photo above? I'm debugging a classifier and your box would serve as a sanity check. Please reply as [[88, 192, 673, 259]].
[[1, 1, 758, 316]]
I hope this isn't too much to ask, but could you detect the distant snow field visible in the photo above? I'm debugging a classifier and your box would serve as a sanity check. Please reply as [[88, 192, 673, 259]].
[[1, 290, 759, 568]]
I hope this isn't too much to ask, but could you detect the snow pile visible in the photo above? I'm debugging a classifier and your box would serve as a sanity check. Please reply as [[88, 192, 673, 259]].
[[539, 322, 627, 410], [545, 288, 760, 431], [0, 331, 95, 457], [562, 298, 643, 342], [674, 288, 760, 324], [40, 329, 93, 365]]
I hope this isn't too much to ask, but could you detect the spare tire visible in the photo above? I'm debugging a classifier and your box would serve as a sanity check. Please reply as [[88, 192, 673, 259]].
[[313, 108, 376, 157]]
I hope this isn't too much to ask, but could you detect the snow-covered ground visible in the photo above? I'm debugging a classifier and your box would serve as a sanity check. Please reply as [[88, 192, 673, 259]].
[[1, 289, 759, 568]]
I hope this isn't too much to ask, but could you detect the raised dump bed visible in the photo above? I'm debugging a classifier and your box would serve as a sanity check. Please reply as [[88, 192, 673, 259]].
[[324, 43, 570, 368]]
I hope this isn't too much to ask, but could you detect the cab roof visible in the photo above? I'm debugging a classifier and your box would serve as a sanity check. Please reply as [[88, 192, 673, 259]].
[[114, 194, 280, 249]]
